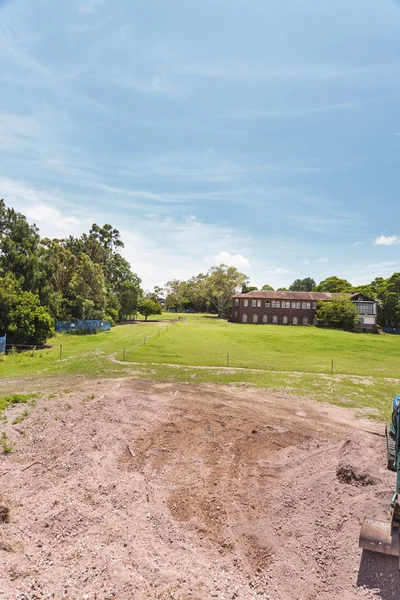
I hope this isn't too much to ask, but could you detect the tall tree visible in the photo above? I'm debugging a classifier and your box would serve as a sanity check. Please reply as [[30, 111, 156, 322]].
[[261, 284, 274, 291], [203, 264, 249, 318], [69, 254, 107, 320], [315, 276, 353, 293], [0, 199, 40, 292], [289, 277, 316, 292]]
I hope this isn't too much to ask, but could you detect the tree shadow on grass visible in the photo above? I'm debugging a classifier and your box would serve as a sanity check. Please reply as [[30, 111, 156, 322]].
[[357, 549, 400, 599]]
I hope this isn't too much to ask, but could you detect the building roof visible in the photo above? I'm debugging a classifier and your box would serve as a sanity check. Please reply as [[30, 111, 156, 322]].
[[232, 290, 346, 301]]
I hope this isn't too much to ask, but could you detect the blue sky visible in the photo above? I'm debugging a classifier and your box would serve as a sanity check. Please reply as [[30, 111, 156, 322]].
[[1, 0, 400, 290]]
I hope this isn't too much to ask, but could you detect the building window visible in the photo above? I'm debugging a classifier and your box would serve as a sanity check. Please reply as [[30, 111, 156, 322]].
[[272, 315, 278, 324], [293, 317, 298, 325], [271, 300, 276, 308], [234, 310, 238, 320], [291, 302, 296, 309], [242, 314, 248, 323], [253, 314, 258, 323], [265, 301, 270, 307], [276, 301, 281, 308], [303, 317, 308, 326], [357, 302, 374, 315], [306, 302, 311, 309], [312, 302, 316, 309], [252, 299, 257, 307], [257, 300, 261, 307], [235, 298, 239, 306], [282, 301, 289, 308], [282, 316, 288, 324], [263, 315, 268, 323], [296, 302, 300, 309], [244, 299, 248, 307], [302, 302, 306, 309]]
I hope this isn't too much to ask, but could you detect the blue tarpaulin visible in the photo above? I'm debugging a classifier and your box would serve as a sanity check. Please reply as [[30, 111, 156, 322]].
[[382, 327, 400, 335], [55, 320, 111, 333], [0, 335, 6, 354]]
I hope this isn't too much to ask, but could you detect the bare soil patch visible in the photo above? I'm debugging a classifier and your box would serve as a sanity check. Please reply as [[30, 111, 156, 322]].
[[0, 378, 398, 599]]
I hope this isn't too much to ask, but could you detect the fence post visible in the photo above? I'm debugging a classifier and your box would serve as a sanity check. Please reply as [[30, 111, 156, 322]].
[[227, 352, 230, 367], [331, 359, 334, 374], [123, 348, 126, 361], [59, 345, 63, 359]]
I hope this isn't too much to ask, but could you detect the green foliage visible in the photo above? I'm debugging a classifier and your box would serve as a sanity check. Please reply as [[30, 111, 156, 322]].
[[0, 199, 40, 292], [118, 277, 142, 320], [315, 295, 359, 330], [261, 284, 274, 291], [202, 264, 249, 318], [242, 285, 258, 293], [0, 276, 54, 345], [138, 298, 162, 321], [289, 278, 316, 292], [315, 276, 353, 293], [1, 432, 13, 454], [69, 254, 107, 319]]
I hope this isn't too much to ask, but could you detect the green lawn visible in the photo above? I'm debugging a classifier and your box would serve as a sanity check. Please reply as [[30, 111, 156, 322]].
[[127, 320, 400, 377], [1, 317, 400, 420]]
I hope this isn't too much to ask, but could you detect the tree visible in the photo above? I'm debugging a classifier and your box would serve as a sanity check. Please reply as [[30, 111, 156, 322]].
[[69, 254, 107, 320], [315, 295, 359, 330], [0, 275, 54, 345], [242, 285, 258, 293], [119, 278, 143, 320], [202, 264, 249, 318], [376, 273, 400, 328], [137, 298, 162, 321], [0, 199, 40, 292], [315, 276, 353, 293], [261, 284, 274, 291], [289, 278, 316, 292]]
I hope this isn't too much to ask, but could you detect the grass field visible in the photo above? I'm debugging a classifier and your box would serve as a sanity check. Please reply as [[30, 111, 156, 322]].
[[1, 315, 400, 420]]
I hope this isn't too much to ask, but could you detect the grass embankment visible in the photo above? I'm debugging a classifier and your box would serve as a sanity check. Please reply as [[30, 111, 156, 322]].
[[1, 316, 400, 420]]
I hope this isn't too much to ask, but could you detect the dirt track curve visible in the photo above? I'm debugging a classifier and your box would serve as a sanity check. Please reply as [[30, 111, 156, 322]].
[[0, 378, 399, 600]]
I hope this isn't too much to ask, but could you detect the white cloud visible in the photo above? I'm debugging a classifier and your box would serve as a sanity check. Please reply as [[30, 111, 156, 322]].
[[267, 267, 291, 274], [303, 259, 311, 266], [353, 241, 363, 247], [374, 235, 400, 246], [315, 256, 328, 263], [213, 252, 250, 269]]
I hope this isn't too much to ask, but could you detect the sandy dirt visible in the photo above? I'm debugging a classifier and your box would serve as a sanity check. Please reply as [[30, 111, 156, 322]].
[[0, 378, 399, 600]]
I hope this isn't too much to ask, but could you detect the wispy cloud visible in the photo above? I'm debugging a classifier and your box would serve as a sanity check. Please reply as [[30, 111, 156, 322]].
[[79, 0, 105, 13], [268, 267, 291, 274], [316, 257, 328, 263], [353, 241, 363, 247], [374, 235, 400, 246], [228, 101, 361, 120]]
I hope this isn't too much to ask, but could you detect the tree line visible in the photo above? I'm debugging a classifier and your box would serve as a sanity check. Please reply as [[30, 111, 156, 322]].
[[2, 199, 400, 344]]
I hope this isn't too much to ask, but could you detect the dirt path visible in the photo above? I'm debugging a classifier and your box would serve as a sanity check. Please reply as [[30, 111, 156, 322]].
[[0, 378, 398, 599]]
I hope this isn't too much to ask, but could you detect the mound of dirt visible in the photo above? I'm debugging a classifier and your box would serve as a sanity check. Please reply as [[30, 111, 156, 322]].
[[0, 378, 396, 600], [336, 437, 380, 486]]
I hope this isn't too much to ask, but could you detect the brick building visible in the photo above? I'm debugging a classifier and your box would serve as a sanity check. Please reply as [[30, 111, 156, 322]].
[[231, 290, 377, 330]]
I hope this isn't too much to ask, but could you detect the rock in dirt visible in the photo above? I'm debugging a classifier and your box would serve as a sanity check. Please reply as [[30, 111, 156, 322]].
[[0, 504, 10, 523]]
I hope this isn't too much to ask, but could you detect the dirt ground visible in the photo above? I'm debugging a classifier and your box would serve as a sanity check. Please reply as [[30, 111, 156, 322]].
[[0, 378, 399, 600]]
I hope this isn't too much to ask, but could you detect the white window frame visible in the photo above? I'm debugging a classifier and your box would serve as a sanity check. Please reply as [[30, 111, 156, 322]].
[[293, 317, 298, 325], [306, 302, 311, 309], [235, 298, 239, 306], [303, 317, 308, 326], [312, 302, 316, 309], [257, 299, 261, 307], [302, 302, 306, 309], [265, 301, 270, 307], [272, 315, 278, 324], [263, 315, 268, 323], [282, 316, 288, 324], [252, 299, 257, 307], [271, 300, 276, 308], [253, 314, 258, 323], [291, 302, 296, 309], [244, 299, 248, 307], [276, 301, 281, 308], [242, 314, 248, 323]]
